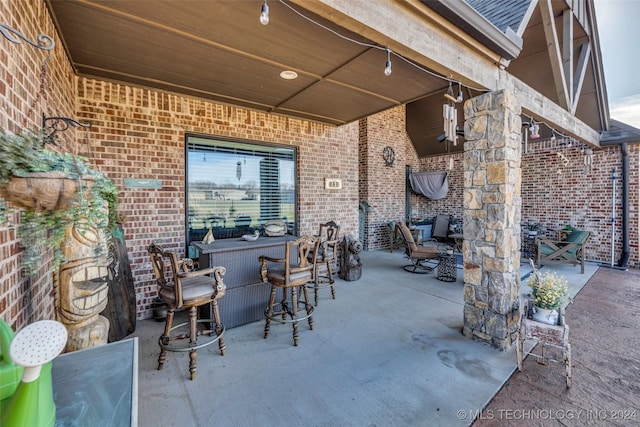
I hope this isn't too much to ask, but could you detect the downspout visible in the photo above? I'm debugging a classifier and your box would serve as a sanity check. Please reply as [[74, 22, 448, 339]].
[[618, 143, 630, 268], [599, 141, 630, 268]]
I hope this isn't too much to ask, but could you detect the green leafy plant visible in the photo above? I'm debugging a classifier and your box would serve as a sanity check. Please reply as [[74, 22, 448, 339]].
[[0, 128, 119, 274], [527, 271, 568, 310]]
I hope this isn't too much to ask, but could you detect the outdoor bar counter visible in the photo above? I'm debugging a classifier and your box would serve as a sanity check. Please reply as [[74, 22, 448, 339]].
[[192, 235, 296, 328]]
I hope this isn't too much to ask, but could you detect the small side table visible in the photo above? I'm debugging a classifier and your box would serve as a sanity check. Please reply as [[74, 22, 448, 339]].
[[436, 254, 457, 282], [521, 233, 537, 259]]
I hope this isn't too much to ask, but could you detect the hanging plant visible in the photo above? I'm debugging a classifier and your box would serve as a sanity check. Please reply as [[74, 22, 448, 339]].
[[0, 128, 119, 274]]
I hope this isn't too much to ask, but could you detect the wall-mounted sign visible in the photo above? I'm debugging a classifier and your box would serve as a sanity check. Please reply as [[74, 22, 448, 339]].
[[325, 178, 342, 190], [123, 178, 162, 189]]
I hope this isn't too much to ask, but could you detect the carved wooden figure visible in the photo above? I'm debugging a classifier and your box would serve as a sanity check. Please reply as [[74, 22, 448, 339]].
[[54, 220, 110, 351]]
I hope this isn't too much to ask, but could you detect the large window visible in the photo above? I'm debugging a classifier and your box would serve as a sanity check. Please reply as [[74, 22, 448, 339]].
[[186, 135, 296, 253]]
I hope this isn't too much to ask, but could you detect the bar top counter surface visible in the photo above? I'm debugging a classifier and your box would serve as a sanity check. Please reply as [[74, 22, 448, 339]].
[[192, 234, 295, 255]]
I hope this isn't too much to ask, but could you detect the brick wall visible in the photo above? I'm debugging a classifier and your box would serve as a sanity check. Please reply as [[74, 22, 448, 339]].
[[362, 111, 639, 270], [0, 0, 77, 331], [75, 79, 359, 319], [358, 106, 420, 250], [521, 139, 639, 268]]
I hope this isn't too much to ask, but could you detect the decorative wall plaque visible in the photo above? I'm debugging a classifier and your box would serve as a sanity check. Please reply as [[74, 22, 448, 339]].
[[382, 146, 395, 167]]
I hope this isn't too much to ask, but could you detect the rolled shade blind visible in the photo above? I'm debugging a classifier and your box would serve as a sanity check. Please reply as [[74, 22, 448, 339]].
[[409, 171, 448, 199]]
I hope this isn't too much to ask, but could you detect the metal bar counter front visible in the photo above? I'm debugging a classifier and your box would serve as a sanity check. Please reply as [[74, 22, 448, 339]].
[[192, 235, 296, 328]]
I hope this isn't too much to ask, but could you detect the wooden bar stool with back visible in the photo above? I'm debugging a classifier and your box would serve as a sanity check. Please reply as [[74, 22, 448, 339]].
[[307, 220, 340, 306], [148, 243, 227, 380]]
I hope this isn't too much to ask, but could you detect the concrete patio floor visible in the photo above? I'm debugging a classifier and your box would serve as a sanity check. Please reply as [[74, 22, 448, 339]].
[[132, 249, 599, 427]]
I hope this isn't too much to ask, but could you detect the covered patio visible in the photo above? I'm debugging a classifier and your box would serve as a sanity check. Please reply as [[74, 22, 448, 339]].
[[129, 250, 598, 426], [1, 1, 639, 424]]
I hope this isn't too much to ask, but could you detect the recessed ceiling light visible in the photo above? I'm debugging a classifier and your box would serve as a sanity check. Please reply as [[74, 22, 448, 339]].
[[280, 70, 298, 80]]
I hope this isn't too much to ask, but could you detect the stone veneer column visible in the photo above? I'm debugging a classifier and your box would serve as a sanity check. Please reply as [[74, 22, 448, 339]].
[[462, 90, 522, 350]]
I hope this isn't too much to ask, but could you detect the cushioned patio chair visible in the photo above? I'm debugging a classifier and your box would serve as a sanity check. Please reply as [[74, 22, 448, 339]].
[[430, 214, 450, 243], [536, 229, 591, 274], [397, 222, 440, 273]]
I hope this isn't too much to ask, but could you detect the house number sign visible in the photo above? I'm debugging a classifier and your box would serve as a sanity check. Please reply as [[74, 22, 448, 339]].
[[325, 178, 343, 190]]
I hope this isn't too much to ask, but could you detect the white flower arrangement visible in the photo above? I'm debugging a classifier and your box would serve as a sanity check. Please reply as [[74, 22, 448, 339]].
[[527, 271, 568, 310]]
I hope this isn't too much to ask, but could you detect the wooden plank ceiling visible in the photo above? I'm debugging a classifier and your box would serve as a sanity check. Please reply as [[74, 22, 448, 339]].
[[46, 0, 605, 156]]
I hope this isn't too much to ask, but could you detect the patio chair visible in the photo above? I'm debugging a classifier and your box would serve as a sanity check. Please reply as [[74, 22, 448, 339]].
[[536, 229, 591, 274], [430, 214, 450, 242], [396, 222, 440, 273], [260, 235, 319, 346], [147, 243, 226, 380], [388, 220, 404, 252], [308, 221, 340, 306]]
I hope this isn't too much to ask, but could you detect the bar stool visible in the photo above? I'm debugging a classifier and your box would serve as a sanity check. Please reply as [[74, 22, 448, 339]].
[[148, 243, 226, 380], [259, 235, 318, 346], [308, 221, 340, 306]]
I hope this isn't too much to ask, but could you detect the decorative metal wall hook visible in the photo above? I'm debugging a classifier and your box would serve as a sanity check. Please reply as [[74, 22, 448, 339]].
[[42, 113, 91, 145], [0, 23, 55, 51]]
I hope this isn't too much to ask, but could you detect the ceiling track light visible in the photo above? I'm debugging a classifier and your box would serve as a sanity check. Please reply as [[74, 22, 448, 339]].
[[384, 48, 392, 76], [260, 0, 269, 26]]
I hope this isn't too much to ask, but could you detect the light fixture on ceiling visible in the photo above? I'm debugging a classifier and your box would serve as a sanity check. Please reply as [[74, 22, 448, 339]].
[[550, 130, 556, 141], [259, 0, 269, 26], [279, 70, 298, 80], [384, 48, 392, 76], [457, 82, 463, 103]]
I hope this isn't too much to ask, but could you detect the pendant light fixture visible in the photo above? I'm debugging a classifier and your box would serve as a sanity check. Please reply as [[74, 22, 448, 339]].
[[384, 48, 392, 76]]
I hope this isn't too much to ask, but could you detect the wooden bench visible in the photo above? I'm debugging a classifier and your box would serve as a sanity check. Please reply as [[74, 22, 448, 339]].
[[536, 229, 591, 274]]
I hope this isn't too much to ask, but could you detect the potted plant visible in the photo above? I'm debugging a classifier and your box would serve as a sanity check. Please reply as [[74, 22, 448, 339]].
[[527, 222, 540, 237], [0, 128, 119, 274], [526, 271, 568, 325]]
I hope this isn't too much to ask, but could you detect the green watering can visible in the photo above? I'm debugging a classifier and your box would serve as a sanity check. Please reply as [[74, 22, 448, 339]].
[[0, 319, 23, 401], [0, 320, 67, 427]]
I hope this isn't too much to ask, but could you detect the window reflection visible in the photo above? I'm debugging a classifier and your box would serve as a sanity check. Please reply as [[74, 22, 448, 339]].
[[186, 135, 296, 256]]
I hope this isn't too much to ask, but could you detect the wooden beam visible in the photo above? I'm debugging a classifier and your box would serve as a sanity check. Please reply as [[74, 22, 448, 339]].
[[563, 9, 573, 107], [571, 43, 591, 114], [503, 70, 600, 146], [539, 0, 570, 109]]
